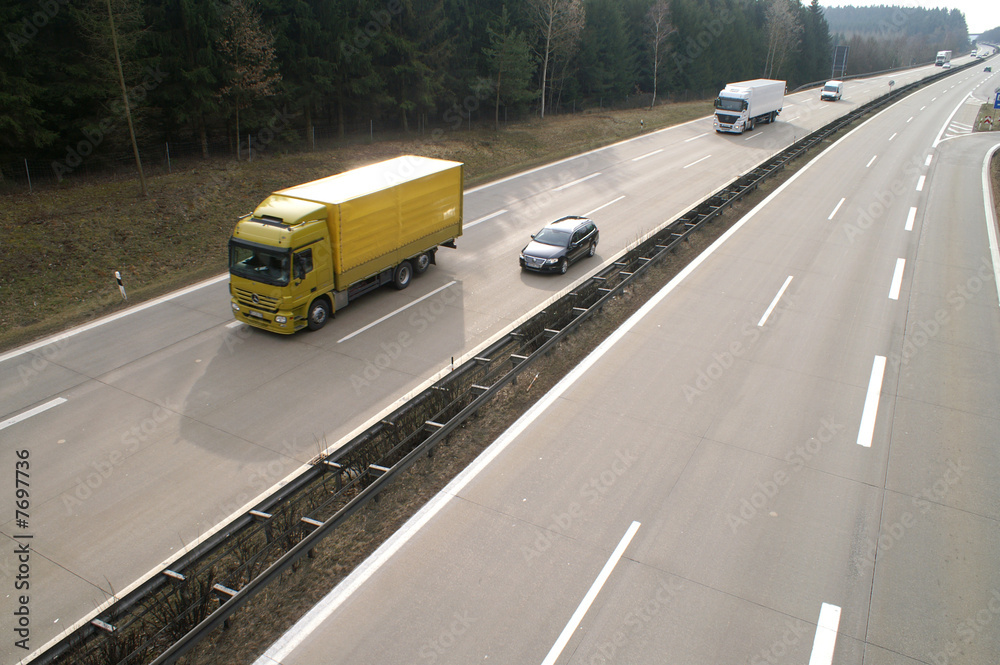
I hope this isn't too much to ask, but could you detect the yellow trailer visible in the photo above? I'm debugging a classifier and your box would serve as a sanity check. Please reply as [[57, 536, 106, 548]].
[[229, 156, 463, 333]]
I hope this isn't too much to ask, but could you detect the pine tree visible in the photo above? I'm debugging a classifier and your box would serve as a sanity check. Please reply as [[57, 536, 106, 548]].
[[485, 5, 537, 129]]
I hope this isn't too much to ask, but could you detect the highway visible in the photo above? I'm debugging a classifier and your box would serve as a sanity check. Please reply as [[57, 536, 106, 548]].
[[250, 62, 1000, 664], [0, 57, 992, 664]]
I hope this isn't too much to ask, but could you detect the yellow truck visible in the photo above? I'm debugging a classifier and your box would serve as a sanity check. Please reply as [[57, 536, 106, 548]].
[[229, 155, 463, 333]]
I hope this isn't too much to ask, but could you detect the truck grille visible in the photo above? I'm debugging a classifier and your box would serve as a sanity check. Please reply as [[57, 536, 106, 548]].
[[717, 113, 739, 124], [234, 287, 279, 313]]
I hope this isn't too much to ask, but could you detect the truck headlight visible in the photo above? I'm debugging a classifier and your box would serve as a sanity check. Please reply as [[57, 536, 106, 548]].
[[232, 303, 240, 312], [275, 315, 287, 324]]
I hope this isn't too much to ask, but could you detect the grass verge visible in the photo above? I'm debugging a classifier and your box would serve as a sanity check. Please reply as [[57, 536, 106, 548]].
[[1, 101, 712, 353]]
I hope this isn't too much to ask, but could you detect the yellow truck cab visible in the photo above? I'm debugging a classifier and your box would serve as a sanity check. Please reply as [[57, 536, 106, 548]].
[[229, 156, 463, 333]]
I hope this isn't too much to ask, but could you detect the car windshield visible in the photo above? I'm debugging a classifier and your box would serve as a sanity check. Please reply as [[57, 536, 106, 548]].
[[229, 240, 290, 286], [824, 85, 838, 92], [533, 227, 571, 247], [716, 96, 743, 112]]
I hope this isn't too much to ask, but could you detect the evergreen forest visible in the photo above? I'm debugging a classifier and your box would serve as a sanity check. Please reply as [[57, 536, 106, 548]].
[[0, 0, 970, 181]]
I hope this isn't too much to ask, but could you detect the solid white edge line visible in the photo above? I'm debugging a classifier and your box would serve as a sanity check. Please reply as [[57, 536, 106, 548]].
[[337, 281, 457, 343], [905, 206, 917, 231], [888, 258, 906, 300], [857, 355, 887, 447], [807, 603, 843, 665], [0, 398, 67, 431], [540, 521, 641, 665], [584, 196, 626, 217], [828, 197, 845, 220], [916, 175, 926, 191], [932, 93, 971, 147], [0, 273, 230, 364], [758, 276, 794, 327], [631, 149, 663, 162], [554, 172, 602, 192], [683, 155, 711, 169], [982, 144, 1000, 307], [253, 92, 905, 665], [465, 209, 508, 228]]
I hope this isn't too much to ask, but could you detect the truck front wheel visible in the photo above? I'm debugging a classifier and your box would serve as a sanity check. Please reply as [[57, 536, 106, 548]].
[[307, 298, 330, 331], [393, 261, 413, 290]]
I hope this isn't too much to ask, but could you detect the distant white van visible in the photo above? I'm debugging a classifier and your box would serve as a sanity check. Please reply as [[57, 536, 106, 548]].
[[821, 80, 843, 101]]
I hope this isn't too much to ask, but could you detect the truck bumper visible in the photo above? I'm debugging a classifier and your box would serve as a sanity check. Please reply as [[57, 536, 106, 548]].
[[231, 299, 302, 334], [714, 121, 744, 134]]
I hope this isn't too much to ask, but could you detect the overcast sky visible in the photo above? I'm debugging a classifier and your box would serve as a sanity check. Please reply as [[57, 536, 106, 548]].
[[822, 1, 1000, 35]]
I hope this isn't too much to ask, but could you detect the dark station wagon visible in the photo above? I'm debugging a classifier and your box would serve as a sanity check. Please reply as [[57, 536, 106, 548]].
[[520, 216, 599, 273]]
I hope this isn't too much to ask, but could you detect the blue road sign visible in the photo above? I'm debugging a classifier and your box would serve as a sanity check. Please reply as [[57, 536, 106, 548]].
[[995, 92, 1000, 109]]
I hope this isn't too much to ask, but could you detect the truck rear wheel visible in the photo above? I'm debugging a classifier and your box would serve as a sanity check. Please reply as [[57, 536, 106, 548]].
[[307, 298, 330, 331], [413, 252, 431, 275], [393, 261, 412, 290]]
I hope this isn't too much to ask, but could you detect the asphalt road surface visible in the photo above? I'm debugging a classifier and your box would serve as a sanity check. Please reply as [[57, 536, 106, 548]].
[[0, 57, 993, 664], [251, 62, 1000, 665]]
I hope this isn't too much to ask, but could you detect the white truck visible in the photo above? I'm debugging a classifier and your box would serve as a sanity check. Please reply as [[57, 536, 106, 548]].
[[935, 50, 951, 66], [713, 79, 785, 134]]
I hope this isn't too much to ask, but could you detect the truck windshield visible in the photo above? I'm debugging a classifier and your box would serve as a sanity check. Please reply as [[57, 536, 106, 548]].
[[824, 85, 838, 92], [716, 96, 744, 112], [229, 240, 290, 286]]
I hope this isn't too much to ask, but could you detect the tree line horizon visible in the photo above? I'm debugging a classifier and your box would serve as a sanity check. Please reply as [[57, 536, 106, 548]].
[[1, 0, 972, 172]]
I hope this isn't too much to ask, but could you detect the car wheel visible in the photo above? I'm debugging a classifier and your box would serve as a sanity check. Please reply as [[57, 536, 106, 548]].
[[413, 252, 431, 274], [558, 258, 568, 274], [393, 261, 412, 290], [588, 242, 596, 257], [307, 298, 330, 331]]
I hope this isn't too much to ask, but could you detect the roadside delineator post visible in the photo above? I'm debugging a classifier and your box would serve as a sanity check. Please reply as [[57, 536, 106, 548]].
[[115, 271, 127, 301]]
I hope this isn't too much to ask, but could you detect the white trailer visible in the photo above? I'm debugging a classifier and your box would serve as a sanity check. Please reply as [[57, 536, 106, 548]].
[[935, 50, 951, 66], [713, 79, 785, 134]]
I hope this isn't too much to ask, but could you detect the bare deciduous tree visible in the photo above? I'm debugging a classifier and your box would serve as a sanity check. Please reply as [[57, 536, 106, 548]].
[[764, 0, 802, 79], [217, 0, 280, 160], [527, 0, 584, 118], [647, 0, 673, 108]]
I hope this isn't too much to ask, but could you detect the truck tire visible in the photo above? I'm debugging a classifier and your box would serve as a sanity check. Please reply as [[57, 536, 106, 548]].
[[393, 261, 412, 290], [307, 298, 330, 331], [746, 118, 755, 131], [413, 252, 431, 275]]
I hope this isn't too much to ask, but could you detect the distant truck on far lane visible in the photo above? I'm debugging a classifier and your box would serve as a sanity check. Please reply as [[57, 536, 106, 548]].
[[713, 79, 785, 134], [935, 50, 951, 66]]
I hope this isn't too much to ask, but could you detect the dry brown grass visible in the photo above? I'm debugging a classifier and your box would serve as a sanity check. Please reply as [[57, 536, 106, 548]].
[[0, 100, 712, 352]]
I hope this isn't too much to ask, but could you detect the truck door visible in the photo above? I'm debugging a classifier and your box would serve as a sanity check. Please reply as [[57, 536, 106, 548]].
[[293, 247, 318, 304]]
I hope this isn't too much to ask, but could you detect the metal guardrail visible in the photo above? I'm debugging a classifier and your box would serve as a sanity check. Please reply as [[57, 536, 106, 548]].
[[33, 59, 973, 665]]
